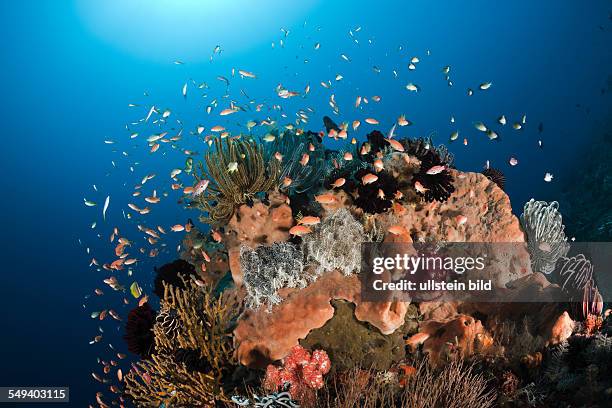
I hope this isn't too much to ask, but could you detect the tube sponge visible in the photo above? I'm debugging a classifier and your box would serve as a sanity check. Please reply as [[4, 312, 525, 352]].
[[520, 199, 570, 274]]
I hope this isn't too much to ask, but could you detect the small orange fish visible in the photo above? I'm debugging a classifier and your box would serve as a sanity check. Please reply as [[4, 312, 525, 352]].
[[352, 120, 360, 131], [426, 165, 446, 175], [386, 138, 405, 152], [315, 194, 337, 204], [343, 152, 353, 161], [211, 125, 225, 132], [397, 115, 410, 126], [298, 216, 321, 226], [274, 152, 283, 161], [373, 158, 384, 172], [338, 129, 347, 139], [171, 224, 185, 232], [211, 230, 222, 242], [282, 177, 292, 187], [365, 117, 379, 125], [414, 181, 428, 194], [331, 177, 346, 188], [377, 189, 385, 199], [362, 173, 378, 185], [289, 225, 312, 236], [300, 153, 310, 166], [220, 108, 237, 116]]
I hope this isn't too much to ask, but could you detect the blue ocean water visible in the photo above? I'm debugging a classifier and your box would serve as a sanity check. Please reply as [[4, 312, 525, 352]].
[[0, 1, 610, 405]]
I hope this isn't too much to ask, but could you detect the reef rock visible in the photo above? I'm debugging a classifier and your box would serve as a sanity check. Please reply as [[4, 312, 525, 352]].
[[233, 270, 414, 368], [301, 300, 418, 372]]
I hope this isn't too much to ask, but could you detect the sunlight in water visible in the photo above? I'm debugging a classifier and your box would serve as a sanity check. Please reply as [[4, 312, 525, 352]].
[[75, 0, 319, 62]]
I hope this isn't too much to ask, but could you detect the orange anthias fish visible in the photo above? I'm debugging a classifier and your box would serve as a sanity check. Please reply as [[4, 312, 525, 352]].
[[331, 177, 346, 188], [315, 193, 337, 204], [298, 216, 321, 226], [414, 181, 429, 194], [361, 173, 378, 185], [386, 138, 405, 152], [289, 225, 312, 236]]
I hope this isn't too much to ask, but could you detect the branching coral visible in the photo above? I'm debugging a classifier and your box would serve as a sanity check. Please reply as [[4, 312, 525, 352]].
[[192, 137, 280, 224], [520, 199, 570, 274], [411, 150, 455, 202], [123, 303, 156, 359], [268, 130, 325, 195], [240, 242, 307, 311], [301, 208, 365, 277], [124, 281, 239, 406]]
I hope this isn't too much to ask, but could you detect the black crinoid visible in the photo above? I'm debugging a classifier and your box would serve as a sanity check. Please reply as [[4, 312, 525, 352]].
[[354, 168, 398, 214], [153, 259, 198, 298], [124, 303, 156, 358], [401, 136, 455, 168], [482, 167, 506, 190], [357, 130, 390, 163], [412, 150, 455, 203]]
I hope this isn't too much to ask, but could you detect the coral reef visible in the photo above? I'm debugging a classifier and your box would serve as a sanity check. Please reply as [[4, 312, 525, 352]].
[[119, 123, 610, 407], [520, 199, 570, 274]]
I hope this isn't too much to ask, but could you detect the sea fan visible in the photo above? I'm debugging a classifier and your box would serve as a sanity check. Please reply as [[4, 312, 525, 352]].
[[520, 199, 570, 274], [302, 208, 365, 277], [240, 242, 307, 311], [412, 150, 455, 202], [354, 168, 398, 214], [123, 303, 156, 358], [482, 167, 506, 190], [153, 259, 198, 298]]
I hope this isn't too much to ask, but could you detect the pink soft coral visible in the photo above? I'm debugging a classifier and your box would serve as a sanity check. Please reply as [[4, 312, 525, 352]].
[[263, 345, 331, 402]]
